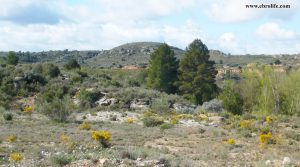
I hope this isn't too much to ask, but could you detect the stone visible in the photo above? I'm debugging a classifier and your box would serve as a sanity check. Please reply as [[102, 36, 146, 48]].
[[95, 97, 118, 106], [172, 103, 196, 114], [265, 160, 272, 166], [209, 116, 225, 122], [130, 99, 150, 110], [282, 157, 291, 166], [196, 99, 224, 113]]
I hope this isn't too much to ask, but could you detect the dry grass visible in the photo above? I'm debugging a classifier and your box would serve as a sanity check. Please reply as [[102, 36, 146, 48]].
[[0, 111, 300, 166]]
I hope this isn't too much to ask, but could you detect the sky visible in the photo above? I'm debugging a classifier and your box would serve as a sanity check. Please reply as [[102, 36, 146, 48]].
[[0, 0, 299, 54]]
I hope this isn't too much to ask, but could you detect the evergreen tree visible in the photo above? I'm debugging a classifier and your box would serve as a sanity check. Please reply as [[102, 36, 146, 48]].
[[7, 51, 19, 65], [218, 80, 243, 115], [64, 59, 80, 70], [177, 39, 218, 105], [147, 44, 179, 93]]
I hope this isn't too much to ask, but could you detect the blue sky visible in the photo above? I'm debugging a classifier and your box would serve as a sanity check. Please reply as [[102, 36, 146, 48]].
[[0, 0, 299, 54]]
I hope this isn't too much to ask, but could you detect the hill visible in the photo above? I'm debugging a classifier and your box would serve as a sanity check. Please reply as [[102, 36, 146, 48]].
[[1, 42, 300, 67]]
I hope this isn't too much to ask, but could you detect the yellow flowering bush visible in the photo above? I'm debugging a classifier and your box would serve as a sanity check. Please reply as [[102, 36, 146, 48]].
[[24, 106, 33, 113], [6, 135, 17, 143], [143, 111, 155, 117], [265, 116, 273, 124], [171, 114, 193, 124], [259, 131, 279, 148], [198, 114, 208, 120], [60, 133, 71, 143], [78, 122, 91, 130], [170, 117, 179, 124], [91, 130, 111, 148], [224, 138, 236, 145], [259, 132, 273, 144], [9, 152, 23, 162], [239, 120, 253, 129], [127, 118, 134, 124]]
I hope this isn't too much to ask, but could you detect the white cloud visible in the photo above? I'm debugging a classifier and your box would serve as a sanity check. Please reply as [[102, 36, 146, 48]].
[[0, 20, 206, 51], [0, 0, 299, 54], [218, 32, 245, 54], [60, 0, 198, 24], [206, 0, 260, 23], [162, 21, 207, 48], [256, 22, 298, 40]]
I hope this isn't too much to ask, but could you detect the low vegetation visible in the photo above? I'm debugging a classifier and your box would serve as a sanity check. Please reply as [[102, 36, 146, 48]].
[[0, 39, 299, 166]]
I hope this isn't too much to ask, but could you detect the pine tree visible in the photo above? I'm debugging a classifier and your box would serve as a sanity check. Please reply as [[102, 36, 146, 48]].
[[147, 44, 179, 93], [177, 39, 218, 105], [7, 51, 19, 65]]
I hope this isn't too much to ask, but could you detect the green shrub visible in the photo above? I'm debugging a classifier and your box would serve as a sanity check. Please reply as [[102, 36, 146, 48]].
[[39, 85, 69, 103], [160, 123, 173, 131], [150, 98, 170, 113], [78, 89, 103, 108], [142, 116, 164, 127], [218, 81, 243, 115], [51, 155, 73, 167], [37, 97, 73, 122], [128, 79, 140, 87], [6, 51, 18, 65], [285, 131, 300, 141], [0, 106, 5, 113], [64, 59, 81, 70], [44, 64, 60, 78], [70, 73, 83, 83], [3, 112, 13, 121]]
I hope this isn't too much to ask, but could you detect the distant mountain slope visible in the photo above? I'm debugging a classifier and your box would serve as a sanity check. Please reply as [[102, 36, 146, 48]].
[[85, 42, 184, 68], [1, 42, 299, 67]]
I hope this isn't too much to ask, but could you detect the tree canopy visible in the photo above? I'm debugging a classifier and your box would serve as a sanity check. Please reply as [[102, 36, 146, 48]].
[[147, 44, 179, 93], [7, 51, 19, 65], [177, 39, 218, 105]]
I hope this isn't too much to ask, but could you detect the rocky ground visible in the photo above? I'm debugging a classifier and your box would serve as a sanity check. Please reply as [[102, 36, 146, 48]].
[[1, 109, 300, 167]]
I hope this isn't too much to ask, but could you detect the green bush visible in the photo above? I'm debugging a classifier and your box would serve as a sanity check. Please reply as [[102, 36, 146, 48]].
[[3, 112, 13, 121], [160, 123, 173, 131], [36, 84, 74, 122], [78, 89, 103, 108], [150, 98, 171, 113], [37, 97, 73, 122], [6, 51, 19, 65], [142, 116, 164, 127], [218, 81, 243, 115], [39, 84, 69, 103], [64, 59, 80, 70], [51, 155, 73, 167], [32, 63, 60, 78], [44, 64, 60, 78]]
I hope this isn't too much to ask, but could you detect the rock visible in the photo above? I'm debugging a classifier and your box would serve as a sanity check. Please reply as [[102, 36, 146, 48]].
[[85, 88, 95, 92], [73, 99, 80, 105], [265, 160, 272, 166], [172, 103, 196, 114], [208, 116, 225, 125], [196, 99, 224, 113], [95, 97, 118, 106], [14, 76, 25, 81], [282, 157, 291, 166], [130, 99, 150, 110], [209, 116, 225, 122]]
